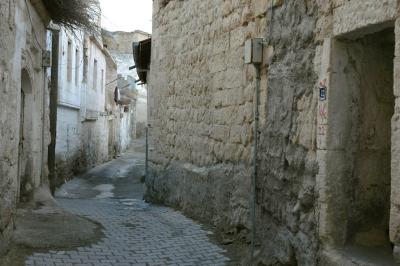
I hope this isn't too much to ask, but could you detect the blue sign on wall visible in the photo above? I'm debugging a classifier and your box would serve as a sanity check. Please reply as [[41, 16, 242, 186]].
[[320, 86, 327, 101]]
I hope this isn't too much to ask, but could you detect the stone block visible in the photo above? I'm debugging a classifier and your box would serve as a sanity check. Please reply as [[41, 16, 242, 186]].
[[394, 245, 400, 263], [237, 102, 253, 123], [241, 4, 253, 26], [394, 59, 400, 97], [209, 52, 227, 73], [390, 204, 400, 243], [224, 68, 243, 89], [316, 150, 349, 246], [213, 89, 232, 108], [333, 0, 397, 37], [230, 125, 242, 144], [395, 19, 400, 58], [254, 0, 284, 18], [210, 125, 230, 142]]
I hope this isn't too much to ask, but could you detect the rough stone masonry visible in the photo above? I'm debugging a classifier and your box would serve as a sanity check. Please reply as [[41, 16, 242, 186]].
[[146, 0, 400, 265]]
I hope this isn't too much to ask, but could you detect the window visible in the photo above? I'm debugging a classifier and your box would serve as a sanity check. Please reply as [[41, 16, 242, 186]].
[[93, 59, 98, 90], [67, 40, 72, 82], [75, 48, 79, 86], [101, 69, 104, 92], [83, 47, 88, 82]]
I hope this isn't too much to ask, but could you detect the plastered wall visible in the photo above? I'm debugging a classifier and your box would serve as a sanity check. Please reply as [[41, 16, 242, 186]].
[[0, 0, 50, 254]]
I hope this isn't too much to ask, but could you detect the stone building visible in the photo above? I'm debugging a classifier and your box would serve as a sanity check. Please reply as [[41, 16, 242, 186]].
[[146, 0, 400, 265], [103, 30, 151, 138], [0, 0, 94, 255], [0, 0, 51, 254]]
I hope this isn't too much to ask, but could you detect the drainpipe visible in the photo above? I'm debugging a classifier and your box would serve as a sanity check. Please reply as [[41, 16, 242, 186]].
[[41, 44, 50, 188], [244, 38, 264, 265], [41, 63, 46, 188], [251, 63, 261, 264], [48, 29, 60, 194], [145, 126, 148, 179]]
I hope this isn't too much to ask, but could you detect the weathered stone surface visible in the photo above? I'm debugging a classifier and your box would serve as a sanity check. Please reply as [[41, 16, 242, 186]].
[[147, 0, 320, 264], [333, 0, 397, 37], [0, 0, 50, 254], [147, 0, 400, 265]]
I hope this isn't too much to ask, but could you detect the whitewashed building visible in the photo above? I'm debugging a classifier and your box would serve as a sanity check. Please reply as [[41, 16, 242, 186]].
[[54, 29, 84, 180], [53, 28, 117, 184]]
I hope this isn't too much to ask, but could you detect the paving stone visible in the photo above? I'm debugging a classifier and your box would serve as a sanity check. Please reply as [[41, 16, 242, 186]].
[[26, 196, 230, 266], [25, 141, 232, 266]]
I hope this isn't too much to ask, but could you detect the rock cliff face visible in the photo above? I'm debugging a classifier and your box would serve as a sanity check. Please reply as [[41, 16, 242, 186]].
[[146, 0, 400, 265]]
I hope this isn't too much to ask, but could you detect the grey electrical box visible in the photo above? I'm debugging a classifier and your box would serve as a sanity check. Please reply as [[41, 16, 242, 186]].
[[42, 50, 51, 67], [244, 38, 263, 64]]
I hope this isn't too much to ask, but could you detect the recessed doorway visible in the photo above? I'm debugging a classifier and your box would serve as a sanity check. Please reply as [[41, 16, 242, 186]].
[[319, 26, 396, 264]]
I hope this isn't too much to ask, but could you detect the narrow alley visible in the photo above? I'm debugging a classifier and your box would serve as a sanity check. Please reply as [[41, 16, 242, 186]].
[[26, 139, 234, 266]]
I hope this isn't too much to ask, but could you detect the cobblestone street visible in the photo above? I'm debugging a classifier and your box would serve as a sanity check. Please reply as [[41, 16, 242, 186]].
[[25, 140, 232, 266]]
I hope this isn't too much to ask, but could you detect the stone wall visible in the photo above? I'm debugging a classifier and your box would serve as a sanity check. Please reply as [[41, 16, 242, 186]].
[[103, 30, 151, 54], [147, 0, 400, 265], [146, 0, 317, 264], [0, 0, 50, 254]]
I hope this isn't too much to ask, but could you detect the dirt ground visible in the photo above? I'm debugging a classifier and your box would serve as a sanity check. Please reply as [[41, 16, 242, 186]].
[[0, 186, 104, 266]]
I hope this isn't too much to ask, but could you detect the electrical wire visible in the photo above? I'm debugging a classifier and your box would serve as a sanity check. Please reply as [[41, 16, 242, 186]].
[[267, 0, 274, 44], [250, 65, 261, 265], [106, 76, 123, 86], [249, 2, 276, 265], [101, 13, 123, 31]]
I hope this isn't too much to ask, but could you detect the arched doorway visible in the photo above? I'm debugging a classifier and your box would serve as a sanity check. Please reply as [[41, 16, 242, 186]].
[[18, 69, 34, 202]]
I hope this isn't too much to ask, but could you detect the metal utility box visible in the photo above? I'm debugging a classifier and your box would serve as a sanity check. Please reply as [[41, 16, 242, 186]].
[[244, 38, 263, 64]]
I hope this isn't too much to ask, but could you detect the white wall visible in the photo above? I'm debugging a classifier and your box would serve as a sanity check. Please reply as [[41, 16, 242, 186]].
[[84, 37, 106, 114], [55, 106, 81, 161], [58, 30, 83, 108], [55, 31, 110, 180], [56, 29, 84, 161], [119, 104, 136, 151]]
